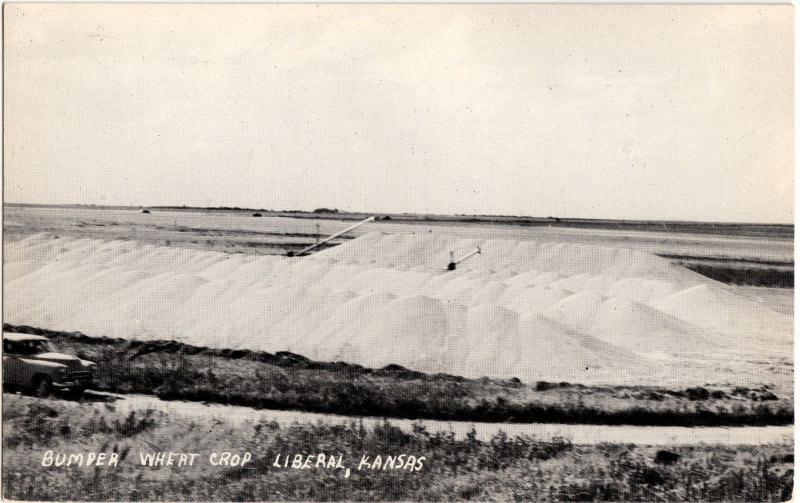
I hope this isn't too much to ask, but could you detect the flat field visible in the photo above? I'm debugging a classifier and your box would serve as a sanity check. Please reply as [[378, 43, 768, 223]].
[[4, 205, 793, 264]]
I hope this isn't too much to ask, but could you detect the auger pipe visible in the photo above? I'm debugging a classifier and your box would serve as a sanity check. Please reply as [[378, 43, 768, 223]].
[[288, 216, 375, 257], [447, 246, 481, 270]]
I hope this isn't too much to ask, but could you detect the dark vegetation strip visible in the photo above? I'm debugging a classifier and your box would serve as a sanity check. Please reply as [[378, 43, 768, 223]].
[[149, 388, 792, 427], [658, 254, 793, 267], [679, 263, 794, 288], [4, 324, 793, 427]]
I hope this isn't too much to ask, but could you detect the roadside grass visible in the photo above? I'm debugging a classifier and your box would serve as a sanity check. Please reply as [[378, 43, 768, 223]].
[[2, 394, 793, 502], [5, 325, 793, 427]]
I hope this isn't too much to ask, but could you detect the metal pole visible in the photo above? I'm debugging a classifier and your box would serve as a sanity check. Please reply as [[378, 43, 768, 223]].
[[288, 216, 375, 257]]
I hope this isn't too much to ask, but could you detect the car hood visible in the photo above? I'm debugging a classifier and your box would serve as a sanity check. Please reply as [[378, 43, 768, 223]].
[[32, 353, 90, 370], [18, 358, 68, 369], [34, 352, 79, 362]]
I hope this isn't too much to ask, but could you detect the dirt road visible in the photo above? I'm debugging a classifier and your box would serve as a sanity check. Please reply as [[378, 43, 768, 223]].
[[88, 391, 792, 446]]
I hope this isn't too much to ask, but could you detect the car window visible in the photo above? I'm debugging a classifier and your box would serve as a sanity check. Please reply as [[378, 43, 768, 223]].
[[5, 340, 48, 355], [27, 341, 47, 355]]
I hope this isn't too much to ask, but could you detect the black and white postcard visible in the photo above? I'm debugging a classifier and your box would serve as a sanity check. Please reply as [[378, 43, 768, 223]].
[[2, 4, 794, 501]]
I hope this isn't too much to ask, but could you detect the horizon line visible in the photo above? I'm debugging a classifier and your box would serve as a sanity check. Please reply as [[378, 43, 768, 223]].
[[4, 201, 794, 227]]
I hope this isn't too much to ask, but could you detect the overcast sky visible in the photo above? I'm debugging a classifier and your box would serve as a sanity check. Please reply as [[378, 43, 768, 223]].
[[4, 4, 793, 222]]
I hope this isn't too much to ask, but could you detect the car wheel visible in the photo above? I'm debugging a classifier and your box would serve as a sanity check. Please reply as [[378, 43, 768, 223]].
[[66, 387, 86, 400], [30, 376, 53, 398]]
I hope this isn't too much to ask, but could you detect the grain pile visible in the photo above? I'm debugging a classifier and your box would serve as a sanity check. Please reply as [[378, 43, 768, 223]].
[[4, 232, 791, 385]]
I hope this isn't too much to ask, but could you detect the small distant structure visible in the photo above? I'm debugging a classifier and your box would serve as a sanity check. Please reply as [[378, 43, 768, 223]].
[[447, 246, 481, 271], [141, 209, 150, 214], [287, 216, 375, 257], [252, 212, 263, 217]]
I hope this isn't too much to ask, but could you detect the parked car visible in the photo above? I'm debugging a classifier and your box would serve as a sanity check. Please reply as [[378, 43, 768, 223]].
[[2, 332, 96, 397]]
